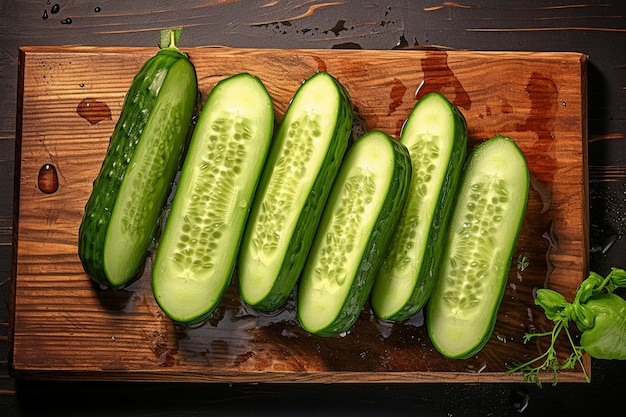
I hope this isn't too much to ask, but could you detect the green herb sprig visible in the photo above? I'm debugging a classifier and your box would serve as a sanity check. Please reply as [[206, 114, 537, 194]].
[[507, 267, 626, 387]]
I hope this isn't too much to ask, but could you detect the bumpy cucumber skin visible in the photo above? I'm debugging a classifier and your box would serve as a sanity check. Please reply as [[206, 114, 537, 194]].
[[297, 131, 412, 337], [371, 92, 468, 321], [426, 135, 529, 359], [238, 72, 353, 312], [152, 73, 274, 324], [78, 48, 197, 288]]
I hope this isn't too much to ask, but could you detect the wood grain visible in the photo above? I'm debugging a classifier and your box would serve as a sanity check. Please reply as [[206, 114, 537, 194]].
[[10, 46, 588, 383]]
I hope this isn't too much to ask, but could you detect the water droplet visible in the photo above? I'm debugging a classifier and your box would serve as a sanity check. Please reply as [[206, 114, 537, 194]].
[[38, 163, 59, 194], [61, 18, 72, 25], [515, 72, 558, 184], [95, 6, 101, 13], [414, 79, 425, 97], [312, 56, 327, 72], [415, 52, 471, 110], [77, 98, 112, 124], [530, 173, 553, 214], [465, 360, 487, 373], [602, 233, 617, 254], [376, 318, 394, 339], [405, 309, 424, 327], [42, 10, 49, 19], [388, 78, 407, 116], [51, 4, 60, 14]]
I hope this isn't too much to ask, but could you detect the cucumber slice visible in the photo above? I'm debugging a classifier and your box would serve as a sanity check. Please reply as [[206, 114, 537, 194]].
[[426, 135, 529, 359], [152, 73, 274, 324], [238, 72, 353, 312], [297, 130, 412, 337], [371, 92, 467, 321]]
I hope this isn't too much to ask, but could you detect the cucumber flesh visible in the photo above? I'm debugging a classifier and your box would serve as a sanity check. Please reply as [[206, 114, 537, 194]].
[[238, 72, 352, 311], [426, 135, 529, 359], [297, 130, 411, 336], [152, 73, 274, 324], [371, 92, 467, 321], [103, 58, 197, 287]]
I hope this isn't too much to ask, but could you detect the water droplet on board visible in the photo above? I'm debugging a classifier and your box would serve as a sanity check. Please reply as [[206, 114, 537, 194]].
[[51, 4, 60, 14], [61, 18, 72, 25], [95, 6, 101, 13], [501, 100, 513, 114], [415, 52, 471, 110], [414, 79, 425, 98], [38, 163, 59, 194], [42, 10, 49, 19], [77, 98, 112, 124], [313, 56, 327, 72], [465, 360, 487, 373], [515, 72, 558, 184], [542, 219, 558, 287], [407, 310, 425, 327], [388, 78, 407, 115], [376, 318, 394, 339], [530, 173, 552, 213]]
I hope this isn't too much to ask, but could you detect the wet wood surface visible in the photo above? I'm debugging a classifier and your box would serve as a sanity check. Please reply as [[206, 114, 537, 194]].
[[1, 1, 625, 415], [11, 46, 588, 383]]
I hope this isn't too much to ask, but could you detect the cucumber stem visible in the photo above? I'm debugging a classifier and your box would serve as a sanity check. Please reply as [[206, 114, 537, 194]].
[[159, 28, 183, 50]]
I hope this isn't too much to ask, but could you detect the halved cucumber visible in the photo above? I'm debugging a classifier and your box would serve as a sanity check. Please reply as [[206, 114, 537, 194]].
[[297, 130, 412, 337], [78, 30, 197, 288], [426, 135, 529, 359], [152, 73, 274, 324], [238, 72, 353, 312], [371, 92, 468, 321]]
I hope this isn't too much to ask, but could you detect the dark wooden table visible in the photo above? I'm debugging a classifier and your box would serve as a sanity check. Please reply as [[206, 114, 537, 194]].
[[1, 1, 625, 415]]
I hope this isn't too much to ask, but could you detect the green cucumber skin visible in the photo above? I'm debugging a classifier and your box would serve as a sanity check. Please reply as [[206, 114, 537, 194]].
[[78, 47, 197, 288], [238, 72, 353, 312], [297, 131, 412, 337], [371, 92, 468, 321], [426, 135, 529, 359], [152, 73, 275, 324]]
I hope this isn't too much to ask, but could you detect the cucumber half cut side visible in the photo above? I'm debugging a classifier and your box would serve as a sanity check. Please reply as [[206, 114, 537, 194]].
[[426, 135, 529, 359], [152, 73, 275, 324]]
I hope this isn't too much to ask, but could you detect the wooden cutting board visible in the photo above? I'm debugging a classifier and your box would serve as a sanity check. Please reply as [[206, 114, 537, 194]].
[[10, 46, 588, 383]]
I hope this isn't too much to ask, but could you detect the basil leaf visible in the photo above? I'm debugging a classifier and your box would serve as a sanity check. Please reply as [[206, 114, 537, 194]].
[[580, 293, 626, 360]]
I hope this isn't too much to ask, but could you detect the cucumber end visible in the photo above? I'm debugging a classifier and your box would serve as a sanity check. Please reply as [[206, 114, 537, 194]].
[[427, 309, 490, 359], [159, 28, 183, 50]]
